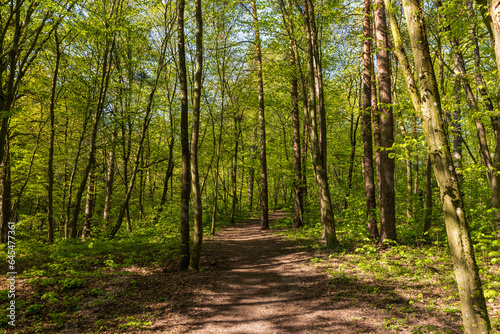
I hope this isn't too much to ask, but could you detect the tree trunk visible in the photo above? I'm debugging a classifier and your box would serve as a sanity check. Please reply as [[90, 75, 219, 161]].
[[82, 167, 95, 240], [301, 0, 337, 247], [362, 0, 378, 238], [344, 111, 359, 210], [103, 125, 117, 226], [281, 0, 304, 228], [154, 137, 174, 223], [251, 0, 269, 230], [189, 0, 203, 270], [451, 80, 463, 184], [178, 0, 191, 270], [247, 164, 254, 211], [374, 0, 396, 245], [0, 140, 11, 244], [47, 31, 61, 244], [403, 1, 491, 331], [230, 115, 241, 225], [423, 154, 433, 235]]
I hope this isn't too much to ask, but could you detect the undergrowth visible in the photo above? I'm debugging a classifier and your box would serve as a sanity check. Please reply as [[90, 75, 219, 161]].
[[0, 209, 250, 333], [270, 209, 500, 333]]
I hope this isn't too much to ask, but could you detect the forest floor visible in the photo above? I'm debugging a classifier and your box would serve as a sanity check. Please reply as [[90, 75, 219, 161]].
[[2, 211, 498, 333]]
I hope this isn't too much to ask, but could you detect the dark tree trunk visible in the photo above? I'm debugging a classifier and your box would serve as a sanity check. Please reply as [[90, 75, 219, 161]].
[[281, 0, 304, 228], [103, 125, 117, 226], [189, 0, 203, 270], [82, 167, 95, 240], [0, 140, 11, 244], [374, 0, 396, 245], [251, 0, 269, 230], [177, 0, 191, 270], [230, 115, 241, 225], [344, 111, 359, 210], [423, 154, 433, 235], [247, 166, 254, 211], [154, 136, 174, 223], [361, 0, 378, 238], [47, 31, 61, 244]]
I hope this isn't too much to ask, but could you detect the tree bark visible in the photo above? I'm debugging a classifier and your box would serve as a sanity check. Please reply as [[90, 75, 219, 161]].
[[189, 0, 203, 270], [0, 139, 11, 244], [281, 0, 304, 228], [229, 115, 241, 225], [374, 0, 396, 245], [47, 31, 61, 244], [251, 0, 269, 230], [403, 0, 491, 331], [82, 167, 95, 240], [423, 154, 433, 235], [362, 0, 379, 238], [301, 0, 337, 247], [103, 125, 117, 226], [177, 0, 191, 270]]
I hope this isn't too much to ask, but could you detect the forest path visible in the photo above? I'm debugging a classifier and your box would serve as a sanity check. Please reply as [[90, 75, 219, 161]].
[[156, 211, 380, 333]]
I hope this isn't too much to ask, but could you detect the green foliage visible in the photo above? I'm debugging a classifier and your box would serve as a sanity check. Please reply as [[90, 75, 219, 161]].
[[26, 304, 44, 315], [41, 291, 59, 303], [59, 278, 86, 291]]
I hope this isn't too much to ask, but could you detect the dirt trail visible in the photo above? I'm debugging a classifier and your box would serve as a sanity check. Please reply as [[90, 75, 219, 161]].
[[156, 212, 384, 333]]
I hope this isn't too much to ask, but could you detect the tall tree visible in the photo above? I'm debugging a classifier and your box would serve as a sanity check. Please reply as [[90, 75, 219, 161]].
[[177, 0, 191, 270], [373, 0, 396, 245], [47, 30, 62, 244], [251, 0, 270, 230], [362, 0, 378, 239], [301, 0, 337, 247], [189, 0, 204, 270], [403, 0, 491, 331], [280, 0, 304, 228]]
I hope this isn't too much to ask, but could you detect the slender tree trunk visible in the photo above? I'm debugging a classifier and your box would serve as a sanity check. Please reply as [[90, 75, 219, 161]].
[[0, 140, 11, 244], [103, 125, 117, 226], [82, 167, 95, 240], [178, 0, 191, 270], [374, 0, 396, 245], [251, 0, 269, 230], [423, 154, 433, 235], [344, 111, 359, 209], [230, 115, 241, 225], [403, 1, 491, 331], [281, 0, 304, 227], [301, 0, 337, 247], [211, 112, 223, 234], [155, 137, 174, 223], [189, 0, 203, 270], [47, 32, 61, 244], [362, 0, 378, 238], [247, 163, 254, 211], [451, 80, 463, 184]]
